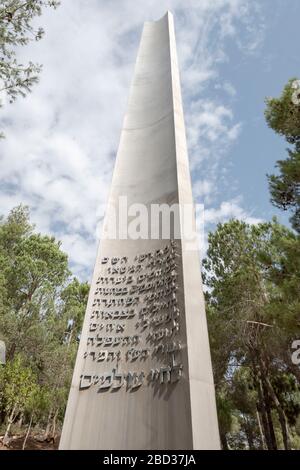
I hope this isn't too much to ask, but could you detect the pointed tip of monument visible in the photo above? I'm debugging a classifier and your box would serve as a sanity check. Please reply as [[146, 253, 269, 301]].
[[145, 11, 173, 25], [164, 10, 174, 20]]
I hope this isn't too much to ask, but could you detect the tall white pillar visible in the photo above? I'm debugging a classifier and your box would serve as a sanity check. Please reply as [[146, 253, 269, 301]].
[[60, 11, 220, 450]]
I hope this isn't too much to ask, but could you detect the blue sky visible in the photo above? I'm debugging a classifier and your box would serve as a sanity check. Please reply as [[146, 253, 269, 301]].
[[216, 0, 300, 225], [0, 0, 299, 280]]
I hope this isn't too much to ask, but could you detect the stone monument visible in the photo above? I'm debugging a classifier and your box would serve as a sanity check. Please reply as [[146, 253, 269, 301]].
[[59, 11, 220, 450]]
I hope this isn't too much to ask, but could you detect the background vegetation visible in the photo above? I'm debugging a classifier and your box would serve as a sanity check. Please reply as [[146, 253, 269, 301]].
[[0, 205, 89, 447], [204, 78, 300, 449]]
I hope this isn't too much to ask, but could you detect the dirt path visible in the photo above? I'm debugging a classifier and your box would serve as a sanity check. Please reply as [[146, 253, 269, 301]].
[[0, 435, 59, 450]]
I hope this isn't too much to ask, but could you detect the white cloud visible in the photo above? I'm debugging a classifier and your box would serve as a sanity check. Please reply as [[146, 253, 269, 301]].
[[186, 98, 242, 177], [223, 82, 237, 97], [195, 197, 262, 258], [192, 179, 216, 206], [204, 198, 262, 225], [0, 0, 264, 279]]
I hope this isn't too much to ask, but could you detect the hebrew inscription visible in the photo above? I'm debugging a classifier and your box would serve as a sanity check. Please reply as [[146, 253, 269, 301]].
[[79, 241, 183, 392]]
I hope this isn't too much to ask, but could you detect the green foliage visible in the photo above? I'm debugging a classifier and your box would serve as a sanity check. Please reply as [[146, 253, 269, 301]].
[[0, 205, 89, 441], [268, 149, 300, 232], [204, 219, 300, 449], [264, 79, 300, 232], [216, 390, 233, 434], [0, 354, 38, 418], [0, 1, 60, 137], [265, 78, 300, 146]]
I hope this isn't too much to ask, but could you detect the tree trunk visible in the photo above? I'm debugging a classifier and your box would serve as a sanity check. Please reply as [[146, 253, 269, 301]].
[[43, 408, 53, 441], [3, 405, 16, 446], [244, 416, 255, 450], [256, 409, 266, 450], [255, 371, 273, 450], [264, 375, 291, 450], [17, 413, 23, 428], [7, 342, 16, 361], [220, 432, 229, 450], [259, 356, 291, 450], [22, 414, 33, 450], [50, 408, 59, 443], [261, 377, 277, 450]]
